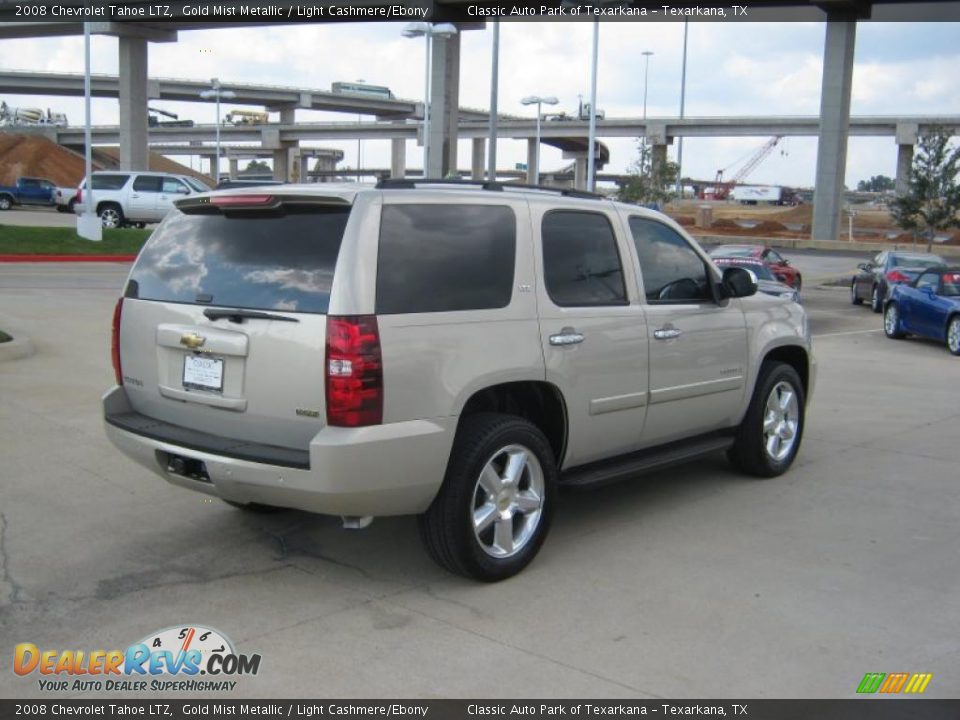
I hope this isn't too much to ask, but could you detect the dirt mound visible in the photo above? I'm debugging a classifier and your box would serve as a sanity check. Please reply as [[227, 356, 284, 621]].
[[769, 204, 813, 224], [0, 134, 93, 186]]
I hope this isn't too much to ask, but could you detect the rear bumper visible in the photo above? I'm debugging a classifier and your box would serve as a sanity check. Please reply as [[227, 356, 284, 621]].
[[102, 386, 456, 517]]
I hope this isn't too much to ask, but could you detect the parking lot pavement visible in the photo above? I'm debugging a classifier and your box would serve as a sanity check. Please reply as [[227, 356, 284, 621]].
[[1, 263, 957, 699], [0, 207, 79, 228]]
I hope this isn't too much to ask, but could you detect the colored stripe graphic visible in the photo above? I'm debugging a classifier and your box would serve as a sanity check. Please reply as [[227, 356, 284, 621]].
[[857, 673, 886, 694], [904, 673, 933, 694], [879, 672, 909, 693]]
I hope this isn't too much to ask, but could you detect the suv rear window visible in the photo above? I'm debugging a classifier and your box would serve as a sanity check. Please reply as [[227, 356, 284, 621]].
[[376, 204, 515, 314], [125, 206, 349, 314]]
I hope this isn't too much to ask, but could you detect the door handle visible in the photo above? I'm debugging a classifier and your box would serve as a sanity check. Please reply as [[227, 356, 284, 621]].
[[654, 325, 682, 340], [549, 328, 584, 346], [131, 193, 139, 198]]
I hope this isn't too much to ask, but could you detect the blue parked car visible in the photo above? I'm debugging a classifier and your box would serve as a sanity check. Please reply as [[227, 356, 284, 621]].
[[884, 266, 960, 355]]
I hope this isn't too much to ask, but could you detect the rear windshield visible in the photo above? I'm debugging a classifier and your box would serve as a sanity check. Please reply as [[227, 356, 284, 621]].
[[893, 254, 945, 269], [125, 206, 348, 314]]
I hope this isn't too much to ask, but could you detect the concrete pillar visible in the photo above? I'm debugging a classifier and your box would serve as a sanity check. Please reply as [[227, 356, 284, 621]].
[[228, 157, 238, 180], [428, 32, 460, 178], [272, 107, 296, 182], [812, 18, 857, 241], [895, 123, 918, 196], [574, 157, 588, 190], [118, 37, 149, 171], [651, 144, 668, 178], [391, 138, 406, 178], [471, 138, 485, 181], [526, 139, 538, 185], [299, 153, 311, 184]]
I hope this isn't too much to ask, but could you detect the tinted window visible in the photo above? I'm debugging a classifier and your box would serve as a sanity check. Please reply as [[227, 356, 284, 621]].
[[90, 174, 130, 190], [542, 211, 626, 307], [133, 175, 162, 192], [126, 206, 349, 314], [629, 217, 712, 303], [184, 177, 212, 193], [893, 253, 945, 269], [20, 179, 39, 188], [376, 204, 515, 314]]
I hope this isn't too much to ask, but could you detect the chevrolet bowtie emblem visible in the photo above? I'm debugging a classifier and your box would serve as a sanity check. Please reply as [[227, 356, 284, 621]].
[[180, 332, 206, 350]]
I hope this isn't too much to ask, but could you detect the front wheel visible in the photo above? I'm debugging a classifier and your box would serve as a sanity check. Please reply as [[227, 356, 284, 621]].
[[946, 315, 960, 356], [98, 203, 124, 229], [0, 195, 12, 211], [728, 362, 805, 478], [419, 413, 557, 582], [884, 302, 906, 339]]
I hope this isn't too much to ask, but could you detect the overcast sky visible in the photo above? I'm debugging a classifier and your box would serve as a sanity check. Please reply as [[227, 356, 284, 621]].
[[2, 20, 959, 187]]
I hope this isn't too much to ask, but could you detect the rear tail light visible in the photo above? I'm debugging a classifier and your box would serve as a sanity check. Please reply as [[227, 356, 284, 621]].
[[111, 298, 124, 385], [325, 315, 383, 427], [886, 269, 911, 283]]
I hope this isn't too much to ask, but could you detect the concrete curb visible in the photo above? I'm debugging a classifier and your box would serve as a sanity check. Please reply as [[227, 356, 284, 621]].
[[0, 333, 34, 362], [0, 254, 136, 262]]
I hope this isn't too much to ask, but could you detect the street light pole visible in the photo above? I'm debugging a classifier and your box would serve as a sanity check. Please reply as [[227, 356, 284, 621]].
[[521, 95, 558, 185], [200, 79, 235, 182], [641, 51, 654, 120], [487, 22, 500, 182], [587, 20, 599, 192], [676, 22, 688, 196], [357, 77, 364, 183]]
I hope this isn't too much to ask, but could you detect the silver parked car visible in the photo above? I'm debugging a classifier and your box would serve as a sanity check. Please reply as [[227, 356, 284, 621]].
[[75, 171, 212, 228], [103, 180, 815, 581]]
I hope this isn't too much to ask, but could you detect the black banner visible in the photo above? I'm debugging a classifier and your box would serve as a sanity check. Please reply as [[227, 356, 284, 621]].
[[1, 0, 959, 23], [2, 700, 960, 720]]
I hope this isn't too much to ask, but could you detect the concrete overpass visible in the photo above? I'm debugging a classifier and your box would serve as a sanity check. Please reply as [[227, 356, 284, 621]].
[[2, 2, 960, 239]]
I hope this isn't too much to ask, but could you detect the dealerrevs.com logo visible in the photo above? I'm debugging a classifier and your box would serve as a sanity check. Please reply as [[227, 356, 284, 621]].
[[14, 625, 261, 693]]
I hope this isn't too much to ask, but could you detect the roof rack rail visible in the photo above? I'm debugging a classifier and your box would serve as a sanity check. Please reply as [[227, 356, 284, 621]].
[[374, 177, 605, 201]]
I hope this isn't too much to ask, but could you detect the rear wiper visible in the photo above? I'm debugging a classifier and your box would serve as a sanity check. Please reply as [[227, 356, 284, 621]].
[[203, 308, 299, 323]]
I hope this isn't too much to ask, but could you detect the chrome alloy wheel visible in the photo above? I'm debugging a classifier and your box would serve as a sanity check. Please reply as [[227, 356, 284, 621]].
[[100, 207, 121, 229], [948, 317, 960, 355], [471, 444, 545, 559], [885, 304, 900, 336], [762, 381, 800, 462]]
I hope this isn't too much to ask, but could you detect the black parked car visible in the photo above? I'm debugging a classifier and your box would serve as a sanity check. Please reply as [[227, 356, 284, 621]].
[[851, 250, 946, 313]]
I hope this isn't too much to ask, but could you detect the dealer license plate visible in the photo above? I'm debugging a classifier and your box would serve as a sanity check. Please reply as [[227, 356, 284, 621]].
[[183, 355, 224, 392]]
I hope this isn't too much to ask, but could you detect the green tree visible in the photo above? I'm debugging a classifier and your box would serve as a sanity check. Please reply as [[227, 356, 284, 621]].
[[857, 175, 895, 193], [891, 127, 960, 244], [617, 139, 678, 206], [243, 160, 271, 174]]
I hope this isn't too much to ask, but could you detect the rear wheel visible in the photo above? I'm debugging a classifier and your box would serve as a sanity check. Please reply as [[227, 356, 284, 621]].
[[884, 302, 906, 339], [419, 413, 557, 582], [850, 280, 863, 305], [728, 362, 805, 478], [98, 203, 124, 229], [946, 315, 960, 356], [0, 195, 12, 211], [871, 285, 883, 313]]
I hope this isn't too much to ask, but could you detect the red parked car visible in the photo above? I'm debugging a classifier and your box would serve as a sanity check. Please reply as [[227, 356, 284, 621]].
[[709, 244, 803, 290]]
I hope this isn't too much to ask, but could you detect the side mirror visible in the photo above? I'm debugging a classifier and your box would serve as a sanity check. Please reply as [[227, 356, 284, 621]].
[[722, 266, 758, 299], [857, 263, 870, 271]]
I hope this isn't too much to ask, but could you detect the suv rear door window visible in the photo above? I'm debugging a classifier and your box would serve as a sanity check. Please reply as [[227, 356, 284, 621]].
[[125, 205, 349, 314], [89, 174, 130, 191], [376, 204, 516, 314], [541, 211, 626, 307], [132, 175, 163, 193]]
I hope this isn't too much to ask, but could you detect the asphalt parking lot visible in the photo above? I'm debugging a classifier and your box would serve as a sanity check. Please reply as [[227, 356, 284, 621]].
[[1, 258, 957, 699]]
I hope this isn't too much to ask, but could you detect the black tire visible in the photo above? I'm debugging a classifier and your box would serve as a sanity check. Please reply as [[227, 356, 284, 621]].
[[135, 222, 146, 229], [0, 195, 12, 211], [883, 302, 906, 339], [871, 284, 883, 313], [945, 315, 960, 355], [222, 500, 288, 514], [795, 275, 802, 292], [850, 280, 863, 305], [68, 199, 77, 214], [98, 203, 124, 229], [728, 362, 805, 478], [418, 412, 557, 582], [56, 204, 68, 213]]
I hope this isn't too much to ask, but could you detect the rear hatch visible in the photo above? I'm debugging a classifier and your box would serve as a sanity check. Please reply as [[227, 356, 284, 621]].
[[117, 193, 351, 451]]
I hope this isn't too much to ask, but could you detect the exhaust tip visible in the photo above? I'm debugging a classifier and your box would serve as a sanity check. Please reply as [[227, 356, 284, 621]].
[[341, 515, 374, 530]]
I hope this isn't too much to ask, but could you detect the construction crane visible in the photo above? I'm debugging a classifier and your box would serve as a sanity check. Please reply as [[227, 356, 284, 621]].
[[708, 135, 784, 200], [148, 107, 194, 128]]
